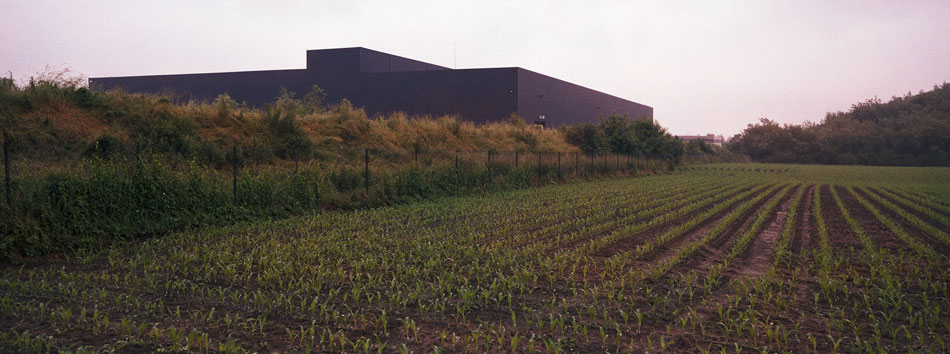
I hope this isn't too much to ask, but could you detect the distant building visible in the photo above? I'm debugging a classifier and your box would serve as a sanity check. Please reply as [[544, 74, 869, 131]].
[[89, 47, 652, 128], [677, 134, 724, 147]]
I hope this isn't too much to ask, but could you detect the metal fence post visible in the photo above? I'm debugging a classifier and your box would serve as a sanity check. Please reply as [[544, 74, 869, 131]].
[[515, 151, 519, 168], [231, 146, 238, 202], [487, 150, 492, 175], [364, 148, 370, 193], [557, 152, 561, 176], [131, 143, 140, 173], [3, 134, 11, 208], [536, 151, 541, 175], [574, 152, 578, 176]]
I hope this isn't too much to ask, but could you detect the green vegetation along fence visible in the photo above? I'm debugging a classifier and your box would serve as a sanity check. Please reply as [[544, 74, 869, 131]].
[[0, 136, 675, 260]]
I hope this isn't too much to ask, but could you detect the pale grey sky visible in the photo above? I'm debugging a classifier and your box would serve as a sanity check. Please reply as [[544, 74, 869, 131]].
[[3, 0, 949, 136]]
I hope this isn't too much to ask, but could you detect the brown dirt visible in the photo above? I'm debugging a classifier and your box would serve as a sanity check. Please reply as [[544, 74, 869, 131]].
[[867, 187, 950, 229], [852, 187, 950, 254], [884, 187, 950, 211], [671, 187, 784, 276], [4, 180, 946, 354], [818, 185, 862, 252], [833, 186, 907, 252], [553, 185, 752, 257], [481, 185, 698, 250], [789, 185, 817, 259], [622, 187, 767, 272], [729, 185, 799, 276]]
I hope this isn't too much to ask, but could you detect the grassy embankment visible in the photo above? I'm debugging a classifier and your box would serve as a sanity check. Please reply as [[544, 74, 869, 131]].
[[0, 76, 673, 259]]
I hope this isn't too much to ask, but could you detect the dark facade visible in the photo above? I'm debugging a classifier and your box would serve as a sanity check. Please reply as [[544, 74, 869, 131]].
[[89, 47, 652, 127]]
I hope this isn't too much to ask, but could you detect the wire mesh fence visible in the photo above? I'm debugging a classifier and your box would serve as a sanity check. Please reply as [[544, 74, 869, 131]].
[[0, 134, 676, 212], [0, 134, 680, 257]]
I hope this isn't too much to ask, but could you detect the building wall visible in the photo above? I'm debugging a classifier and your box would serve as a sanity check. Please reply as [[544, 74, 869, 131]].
[[358, 68, 518, 124], [516, 68, 653, 127], [305, 48, 361, 103], [89, 47, 652, 127], [355, 47, 450, 73], [88, 69, 312, 107]]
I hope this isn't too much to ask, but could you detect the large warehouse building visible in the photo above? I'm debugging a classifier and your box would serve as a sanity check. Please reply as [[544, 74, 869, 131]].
[[89, 47, 652, 127]]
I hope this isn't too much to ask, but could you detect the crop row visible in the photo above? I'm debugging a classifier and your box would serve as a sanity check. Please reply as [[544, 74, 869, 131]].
[[2, 166, 948, 352]]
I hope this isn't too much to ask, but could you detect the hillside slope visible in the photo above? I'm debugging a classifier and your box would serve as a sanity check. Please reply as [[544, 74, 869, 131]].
[[0, 78, 576, 168]]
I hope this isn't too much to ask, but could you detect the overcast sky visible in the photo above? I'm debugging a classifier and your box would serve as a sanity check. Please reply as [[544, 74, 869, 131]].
[[3, 1, 949, 137]]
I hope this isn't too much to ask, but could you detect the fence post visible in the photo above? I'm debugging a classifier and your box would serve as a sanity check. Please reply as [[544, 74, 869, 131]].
[[515, 151, 519, 168], [231, 146, 238, 203], [487, 150, 492, 175], [128, 144, 134, 173], [414, 145, 419, 166], [536, 151, 541, 175], [293, 147, 299, 174], [364, 148, 370, 193], [455, 150, 460, 188], [574, 152, 579, 176], [557, 152, 561, 176], [3, 134, 11, 208], [132, 143, 141, 173]]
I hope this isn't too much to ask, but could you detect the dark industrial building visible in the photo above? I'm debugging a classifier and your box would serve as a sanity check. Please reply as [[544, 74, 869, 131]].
[[89, 47, 652, 127]]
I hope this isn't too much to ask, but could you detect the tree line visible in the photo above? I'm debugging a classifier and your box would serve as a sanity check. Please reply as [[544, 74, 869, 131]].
[[559, 114, 685, 163], [728, 83, 950, 166]]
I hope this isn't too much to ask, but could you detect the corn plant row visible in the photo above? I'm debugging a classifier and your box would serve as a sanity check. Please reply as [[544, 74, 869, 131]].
[[484, 178, 739, 251], [495, 181, 757, 293], [655, 186, 802, 337], [178, 174, 666, 256], [856, 187, 950, 247], [0, 294, 222, 353], [526, 180, 755, 278], [568, 182, 766, 267], [870, 187, 950, 227], [2, 164, 949, 353], [705, 184, 796, 284], [149, 174, 720, 284], [596, 182, 773, 276], [829, 186, 884, 260], [456, 175, 721, 231], [884, 187, 950, 215], [843, 186, 938, 260], [811, 186, 950, 352], [642, 183, 785, 280], [441, 175, 715, 242], [812, 185, 833, 274], [770, 184, 808, 268], [134, 175, 728, 294], [517, 180, 752, 257], [827, 185, 903, 298]]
